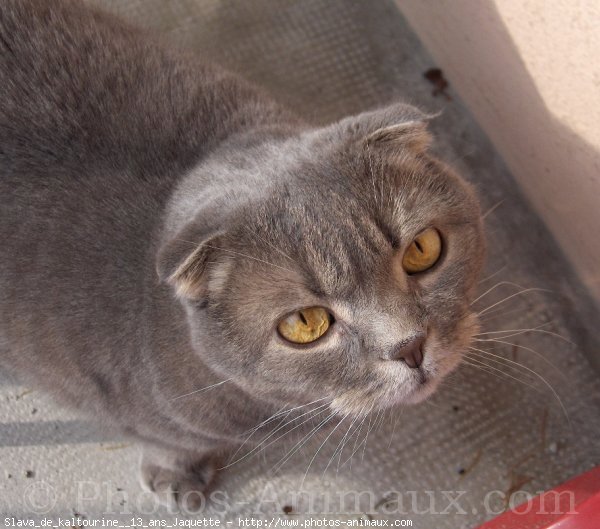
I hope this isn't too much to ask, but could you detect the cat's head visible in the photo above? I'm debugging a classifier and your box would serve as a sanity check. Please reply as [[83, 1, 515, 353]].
[[157, 103, 485, 416]]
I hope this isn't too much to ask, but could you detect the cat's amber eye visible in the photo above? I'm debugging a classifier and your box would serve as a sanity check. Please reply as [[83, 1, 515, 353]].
[[402, 228, 442, 274], [278, 307, 332, 344]]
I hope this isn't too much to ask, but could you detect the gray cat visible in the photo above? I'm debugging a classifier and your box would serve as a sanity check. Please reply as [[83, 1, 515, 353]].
[[0, 0, 485, 510]]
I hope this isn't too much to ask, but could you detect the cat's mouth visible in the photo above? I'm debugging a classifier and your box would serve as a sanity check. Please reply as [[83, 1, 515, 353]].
[[329, 366, 438, 417], [329, 338, 469, 417]]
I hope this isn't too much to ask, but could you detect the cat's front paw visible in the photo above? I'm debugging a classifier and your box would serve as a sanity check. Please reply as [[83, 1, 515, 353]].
[[140, 449, 217, 512]]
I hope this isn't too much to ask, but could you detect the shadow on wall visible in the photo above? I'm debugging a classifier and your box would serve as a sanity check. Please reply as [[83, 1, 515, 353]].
[[398, 0, 600, 301]]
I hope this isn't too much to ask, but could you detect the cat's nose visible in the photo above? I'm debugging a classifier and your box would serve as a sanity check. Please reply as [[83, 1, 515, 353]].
[[389, 335, 425, 368]]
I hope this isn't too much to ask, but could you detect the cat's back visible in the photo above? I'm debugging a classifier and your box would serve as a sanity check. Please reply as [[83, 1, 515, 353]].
[[0, 0, 155, 391], [0, 0, 290, 401], [0, 0, 288, 221], [0, 0, 241, 391], [0, 0, 180, 307], [1, 0, 227, 176]]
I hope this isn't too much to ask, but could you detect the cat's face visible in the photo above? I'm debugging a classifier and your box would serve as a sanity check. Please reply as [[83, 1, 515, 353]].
[[158, 105, 485, 417]]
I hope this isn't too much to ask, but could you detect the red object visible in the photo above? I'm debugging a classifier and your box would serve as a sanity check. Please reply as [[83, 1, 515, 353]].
[[476, 465, 600, 529]]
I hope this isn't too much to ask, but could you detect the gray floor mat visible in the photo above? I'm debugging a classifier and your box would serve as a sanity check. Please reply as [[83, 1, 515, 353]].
[[1, 1, 599, 527]]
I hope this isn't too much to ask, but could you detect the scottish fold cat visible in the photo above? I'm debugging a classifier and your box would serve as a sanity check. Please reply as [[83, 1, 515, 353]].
[[0, 0, 484, 509]]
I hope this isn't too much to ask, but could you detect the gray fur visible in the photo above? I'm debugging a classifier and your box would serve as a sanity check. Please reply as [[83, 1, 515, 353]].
[[0, 0, 485, 508]]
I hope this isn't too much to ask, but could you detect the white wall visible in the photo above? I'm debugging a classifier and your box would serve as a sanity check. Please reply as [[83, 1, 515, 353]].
[[397, 0, 600, 300]]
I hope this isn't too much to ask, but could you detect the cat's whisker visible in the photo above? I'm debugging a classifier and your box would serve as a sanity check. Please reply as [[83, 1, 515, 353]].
[[475, 321, 551, 337], [248, 401, 330, 454], [476, 327, 573, 344], [370, 407, 388, 450], [467, 346, 570, 424], [333, 409, 365, 476], [357, 410, 375, 463], [203, 243, 295, 274], [173, 238, 295, 274], [378, 407, 390, 429], [300, 412, 349, 488], [482, 199, 505, 219], [476, 292, 540, 317], [477, 288, 550, 316], [472, 339, 569, 380], [220, 402, 330, 469], [361, 408, 382, 462], [479, 265, 507, 285], [479, 306, 527, 323], [168, 378, 232, 401], [466, 350, 538, 386], [238, 406, 292, 439], [227, 403, 291, 465], [387, 406, 403, 449], [228, 398, 328, 464], [341, 404, 374, 470], [461, 357, 540, 391], [239, 397, 327, 438], [471, 281, 528, 306], [235, 407, 330, 470], [335, 405, 367, 476], [361, 409, 386, 461], [271, 411, 338, 476]]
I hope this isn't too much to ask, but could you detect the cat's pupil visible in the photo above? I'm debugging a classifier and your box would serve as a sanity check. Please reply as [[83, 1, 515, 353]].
[[299, 311, 308, 325], [414, 240, 424, 253]]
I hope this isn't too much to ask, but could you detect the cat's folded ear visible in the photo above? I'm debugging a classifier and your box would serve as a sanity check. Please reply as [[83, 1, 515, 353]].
[[335, 103, 436, 154], [156, 208, 225, 300]]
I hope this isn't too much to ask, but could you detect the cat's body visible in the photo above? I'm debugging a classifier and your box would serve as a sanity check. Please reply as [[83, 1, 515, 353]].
[[0, 0, 291, 442], [0, 0, 485, 509]]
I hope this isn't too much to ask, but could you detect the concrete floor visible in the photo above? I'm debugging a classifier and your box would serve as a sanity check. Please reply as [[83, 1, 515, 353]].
[[1, 1, 599, 527]]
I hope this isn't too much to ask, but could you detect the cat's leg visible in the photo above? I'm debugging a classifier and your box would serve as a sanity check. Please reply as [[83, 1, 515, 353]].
[[139, 445, 219, 512]]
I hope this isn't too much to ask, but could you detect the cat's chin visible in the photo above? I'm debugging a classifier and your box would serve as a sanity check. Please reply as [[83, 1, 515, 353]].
[[330, 366, 442, 417], [399, 374, 441, 405]]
